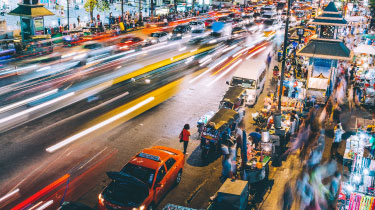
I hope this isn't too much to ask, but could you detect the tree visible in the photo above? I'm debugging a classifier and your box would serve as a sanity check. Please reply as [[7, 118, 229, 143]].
[[84, 0, 97, 21], [84, 0, 109, 21]]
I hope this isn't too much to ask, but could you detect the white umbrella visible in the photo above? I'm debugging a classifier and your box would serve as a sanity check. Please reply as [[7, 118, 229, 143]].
[[353, 44, 375, 55]]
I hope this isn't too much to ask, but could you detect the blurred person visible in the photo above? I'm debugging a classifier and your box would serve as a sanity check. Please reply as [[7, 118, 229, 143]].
[[179, 124, 191, 155], [297, 172, 314, 210], [264, 93, 273, 109], [249, 128, 262, 148], [327, 171, 341, 209], [331, 122, 344, 158], [281, 183, 294, 210]]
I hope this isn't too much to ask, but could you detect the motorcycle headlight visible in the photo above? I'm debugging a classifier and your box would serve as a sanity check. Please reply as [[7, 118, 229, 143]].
[[133, 205, 145, 210]]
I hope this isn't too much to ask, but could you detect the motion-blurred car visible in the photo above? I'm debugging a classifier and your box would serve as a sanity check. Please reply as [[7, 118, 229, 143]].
[[189, 21, 205, 30], [116, 36, 144, 51], [191, 29, 209, 38], [204, 19, 216, 28], [98, 146, 185, 210], [242, 14, 254, 24], [59, 201, 94, 210], [232, 26, 249, 37], [232, 18, 245, 27], [144, 32, 169, 45], [263, 19, 281, 31], [246, 22, 261, 33], [170, 24, 191, 40], [218, 16, 232, 23]]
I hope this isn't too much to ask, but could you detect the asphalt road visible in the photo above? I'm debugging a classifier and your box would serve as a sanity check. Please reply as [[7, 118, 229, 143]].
[[0, 31, 277, 210]]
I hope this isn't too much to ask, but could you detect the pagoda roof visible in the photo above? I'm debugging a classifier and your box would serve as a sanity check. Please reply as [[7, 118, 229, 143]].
[[9, 4, 54, 17], [297, 39, 352, 60], [311, 18, 348, 25], [320, 13, 343, 18], [324, 2, 339, 13]]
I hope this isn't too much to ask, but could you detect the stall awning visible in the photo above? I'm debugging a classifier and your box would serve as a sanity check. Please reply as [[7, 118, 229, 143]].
[[297, 39, 352, 60], [8, 4, 54, 17], [353, 44, 375, 55]]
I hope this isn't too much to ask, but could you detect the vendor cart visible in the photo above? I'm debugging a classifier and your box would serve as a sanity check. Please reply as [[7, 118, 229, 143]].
[[200, 108, 241, 159]]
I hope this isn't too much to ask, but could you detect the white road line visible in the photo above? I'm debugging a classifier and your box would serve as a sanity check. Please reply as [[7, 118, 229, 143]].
[[79, 147, 108, 170], [207, 59, 243, 87], [46, 96, 155, 153], [0, 188, 19, 203], [0, 89, 58, 113], [0, 92, 75, 124]]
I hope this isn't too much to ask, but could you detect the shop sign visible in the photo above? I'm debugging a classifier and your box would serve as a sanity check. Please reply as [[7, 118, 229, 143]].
[[34, 17, 44, 35]]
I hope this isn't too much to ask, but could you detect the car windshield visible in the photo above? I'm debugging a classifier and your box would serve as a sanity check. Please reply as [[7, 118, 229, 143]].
[[206, 19, 214, 23], [231, 77, 256, 89], [264, 19, 274, 25], [83, 43, 101, 49], [220, 101, 234, 109], [262, 14, 272, 19], [103, 181, 148, 207], [233, 27, 243, 32], [121, 163, 155, 187], [218, 17, 227, 21], [173, 27, 184, 33], [151, 33, 161, 37], [192, 29, 204, 33], [190, 22, 198, 25]]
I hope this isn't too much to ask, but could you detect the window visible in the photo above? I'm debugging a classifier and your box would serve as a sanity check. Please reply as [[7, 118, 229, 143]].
[[155, 166, 166, 183], [165, 158, 176, 171]]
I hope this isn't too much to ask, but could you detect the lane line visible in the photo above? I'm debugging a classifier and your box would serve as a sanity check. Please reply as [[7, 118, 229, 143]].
[[79, 147, 108, 170], [46, 97, 155, 153]]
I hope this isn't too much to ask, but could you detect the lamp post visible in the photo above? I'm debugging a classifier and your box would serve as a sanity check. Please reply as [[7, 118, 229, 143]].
[[275, 0, 292, 127], [67, 0, 69, 30], [121, 0, 124, 22]]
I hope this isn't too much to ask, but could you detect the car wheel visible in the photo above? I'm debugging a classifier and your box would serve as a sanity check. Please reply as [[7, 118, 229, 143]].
[[175, 170, 182, 185], [148, 203, 155, 210]]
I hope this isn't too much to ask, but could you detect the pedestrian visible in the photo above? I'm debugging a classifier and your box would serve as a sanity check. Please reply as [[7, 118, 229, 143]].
[[331, 122, 343, 158], [266, 52, 272, 70], [281, 183, 293, 210], [97, 13, 100, 21], [77, 15, 80, 26], [264, 93, 273, 109], [179, 124, 191, 155]]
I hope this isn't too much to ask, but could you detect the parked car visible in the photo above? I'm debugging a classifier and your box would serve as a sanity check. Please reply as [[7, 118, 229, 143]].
[[98, 146, 185, 210], [144, 31, 169, 45]]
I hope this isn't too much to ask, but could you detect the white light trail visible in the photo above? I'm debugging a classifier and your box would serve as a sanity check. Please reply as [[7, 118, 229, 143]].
[[222, 44, 237, 53], [46, 97, 155, 153], [0, 92, 75, 124], [0, 89, 58, 113], [199, 58, 212, 67], [35, 200, 53, 210], [178, 46, 187, 51], [246, 46, 267, 60], [0, 188, 19, 203], [36, 66, 51, 72], [189, 56, 229, 83], [207, 59, 243, 87]]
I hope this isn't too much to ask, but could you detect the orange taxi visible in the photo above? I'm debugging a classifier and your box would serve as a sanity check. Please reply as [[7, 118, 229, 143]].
[[98, 146, 185, 210]]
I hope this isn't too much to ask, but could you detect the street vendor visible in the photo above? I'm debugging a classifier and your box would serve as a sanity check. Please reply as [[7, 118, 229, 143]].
[[249, 128, 262, 148]]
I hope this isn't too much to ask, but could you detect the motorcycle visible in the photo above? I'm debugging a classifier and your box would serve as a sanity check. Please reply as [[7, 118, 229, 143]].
[[252, 112, 268, 129]]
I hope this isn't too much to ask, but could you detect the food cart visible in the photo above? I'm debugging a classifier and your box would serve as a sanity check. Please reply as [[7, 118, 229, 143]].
[[200, 108, 241, 159]]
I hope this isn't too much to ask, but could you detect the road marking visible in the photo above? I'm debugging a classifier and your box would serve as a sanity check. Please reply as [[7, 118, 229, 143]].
[[46, 97, 155, 153], [207, 59, 243, 87], [79, 147, 108, 170], [0, 188, 19, 204], [0, 89, 58, 113], [0, 92, 75, 124]]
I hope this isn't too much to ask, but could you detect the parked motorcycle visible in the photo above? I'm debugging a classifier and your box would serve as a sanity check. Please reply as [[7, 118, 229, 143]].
[[252, 111, 268, 129]]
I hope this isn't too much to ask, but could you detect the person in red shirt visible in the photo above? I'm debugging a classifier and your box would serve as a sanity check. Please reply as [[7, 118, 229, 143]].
[[180, 124, 191, 155]]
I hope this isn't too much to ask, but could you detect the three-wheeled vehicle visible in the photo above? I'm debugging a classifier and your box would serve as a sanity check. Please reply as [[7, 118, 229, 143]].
[[201, 108, 241, 158], [62, 29, 84, 46], [23, 35, 53, 57], [219, 86, 246, 120]]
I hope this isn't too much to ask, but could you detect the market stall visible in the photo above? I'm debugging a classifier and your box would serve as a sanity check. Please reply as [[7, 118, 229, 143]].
[[338, 118, 375, 210]]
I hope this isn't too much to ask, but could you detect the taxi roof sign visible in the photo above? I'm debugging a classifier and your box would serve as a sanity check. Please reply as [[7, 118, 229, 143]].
[[138, 153, 161, 162]]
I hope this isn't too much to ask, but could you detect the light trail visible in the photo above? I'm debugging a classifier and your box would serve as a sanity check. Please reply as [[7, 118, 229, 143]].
[[207, 59, 243, 87], [0, 92, 74, 124], [189, 56, 229, 83], [210, 54, 242, 76], [0, 89, 58, 113], [246, 46, 267, 60], [35, 200, 53, 210], [0, 188, 19, 204], [46, 97, 155, 153]]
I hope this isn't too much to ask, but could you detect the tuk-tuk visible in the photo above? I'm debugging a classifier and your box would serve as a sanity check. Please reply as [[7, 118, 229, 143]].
[[0, 39, 19, 59], [219, 86, 246, 120], [201, 108, 240, 158], [23, 35, 53, 56]]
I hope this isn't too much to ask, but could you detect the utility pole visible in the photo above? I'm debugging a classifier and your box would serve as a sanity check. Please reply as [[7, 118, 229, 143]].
[[67, 0, 70, 30], [277, 0, 292, 113], [121, 0, 124, 22], [138, 0, 142, 25]]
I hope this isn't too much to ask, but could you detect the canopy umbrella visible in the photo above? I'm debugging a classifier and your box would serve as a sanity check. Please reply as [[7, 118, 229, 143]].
[[353, 44, 375, 55]]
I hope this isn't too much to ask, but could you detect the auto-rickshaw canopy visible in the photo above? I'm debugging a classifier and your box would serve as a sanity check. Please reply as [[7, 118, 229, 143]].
[[221, 86, 246, 104], [207, 108, 239, 130]]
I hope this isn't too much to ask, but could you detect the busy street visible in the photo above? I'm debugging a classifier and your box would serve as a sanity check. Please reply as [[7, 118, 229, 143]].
[[0, 0, 374, 210]]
